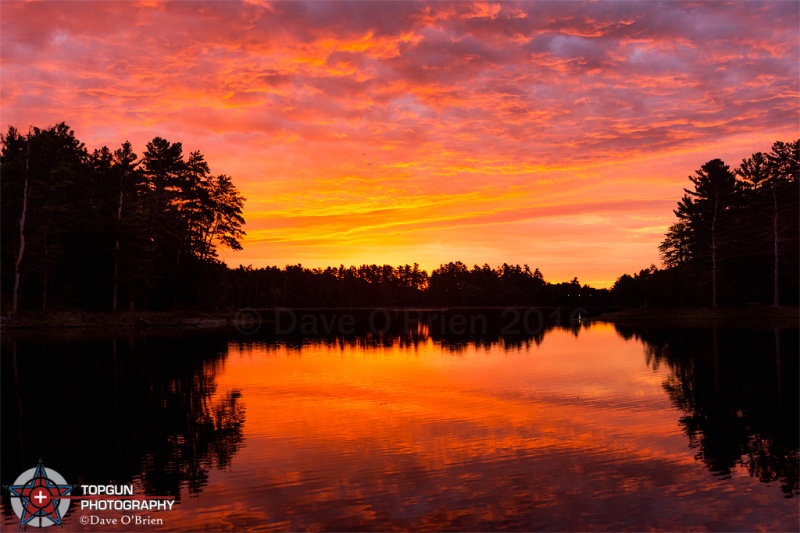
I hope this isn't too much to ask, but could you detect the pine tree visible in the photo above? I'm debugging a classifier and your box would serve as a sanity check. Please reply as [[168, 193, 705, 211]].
[[670, 159, 741, 306]]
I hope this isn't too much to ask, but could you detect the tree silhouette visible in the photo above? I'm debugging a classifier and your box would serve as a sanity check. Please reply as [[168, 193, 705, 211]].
[[644, 140, 799, 307], [1, 123, 92, 310], [2, 126, 29, 313], [0, 124, 246, 312], [673, 159, 741, 306], [1, 330, 246, 499], [3, 125, 795, 312], [659, 222, 692, 269], [632, 327, 799, 497], [737, 141, 800, 306]]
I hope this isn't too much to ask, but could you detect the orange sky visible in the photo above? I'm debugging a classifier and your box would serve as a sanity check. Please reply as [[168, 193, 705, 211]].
[[2, 1, 798, 287]]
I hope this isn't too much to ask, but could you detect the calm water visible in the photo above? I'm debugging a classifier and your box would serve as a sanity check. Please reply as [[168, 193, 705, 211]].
[[2, 319, 797, 531]]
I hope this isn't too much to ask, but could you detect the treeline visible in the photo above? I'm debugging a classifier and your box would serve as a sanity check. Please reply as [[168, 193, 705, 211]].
[[229, 262, 608, 308], [613, 140, 799, 306], [0, 123, 609, 313], [2, 125, 796, 313], [1, 123, 245, 312]]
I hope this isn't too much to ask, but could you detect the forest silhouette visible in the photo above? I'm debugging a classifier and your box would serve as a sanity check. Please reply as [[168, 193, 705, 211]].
[[1, 123, 797, 312], [2, 324, 795, 505], [1, 329, 245, 501]]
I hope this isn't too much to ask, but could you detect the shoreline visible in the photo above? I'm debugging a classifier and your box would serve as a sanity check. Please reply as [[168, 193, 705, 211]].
[[1, 306, 798, 331], [0, 310, 238, 331], [591, 306, 799, 328]]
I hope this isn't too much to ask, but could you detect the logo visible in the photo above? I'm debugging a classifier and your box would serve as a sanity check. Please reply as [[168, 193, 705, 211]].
[[5, 460, 74, 528]]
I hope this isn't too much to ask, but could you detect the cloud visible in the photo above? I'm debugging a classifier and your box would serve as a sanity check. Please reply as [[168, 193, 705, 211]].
[[2, 0, 797, 286]]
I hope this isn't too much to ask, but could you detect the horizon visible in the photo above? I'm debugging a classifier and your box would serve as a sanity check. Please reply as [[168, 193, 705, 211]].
[[2, 1, 798, 288]]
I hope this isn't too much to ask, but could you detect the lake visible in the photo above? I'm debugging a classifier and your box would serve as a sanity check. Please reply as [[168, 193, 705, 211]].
[[2, 315, 797, 531]]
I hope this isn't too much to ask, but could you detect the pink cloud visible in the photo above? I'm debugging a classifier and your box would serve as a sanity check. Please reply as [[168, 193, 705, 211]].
[[2, 1, 797, 286]]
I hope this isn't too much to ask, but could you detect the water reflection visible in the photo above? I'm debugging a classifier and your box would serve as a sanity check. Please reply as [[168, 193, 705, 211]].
[[232, 308, 590, 353], [617, 326, 799, 498], [1, 330, 245, 509], [1, 321, 797, 531]]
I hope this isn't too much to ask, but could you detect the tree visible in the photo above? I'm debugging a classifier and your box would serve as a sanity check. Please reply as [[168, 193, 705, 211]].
[[766, 140, 800, 305], [1, 127, 30, 313], [138, 141, 247, 306], [197, 174, 246, 262], [429, 262, 470, 305], [669, 159, 740, 306], [1, 124, 246, 312], [108, 142, 146, 310], [1, 123, 89, 311], [762, 140, 799, 306], [175, 150, 213, 265], [736, 141, 799, 306], [650, 139, 798, 306], [140, 137, 187, 306], [142, 137, 185, 225], [659, 221, 692, 268]]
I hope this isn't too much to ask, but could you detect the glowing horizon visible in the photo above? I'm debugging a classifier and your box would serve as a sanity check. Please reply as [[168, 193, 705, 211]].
[[2, 1, 797, 287]]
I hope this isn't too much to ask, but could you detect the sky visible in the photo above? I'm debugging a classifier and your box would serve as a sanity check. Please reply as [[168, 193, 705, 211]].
[[1, 1, 798, 287]]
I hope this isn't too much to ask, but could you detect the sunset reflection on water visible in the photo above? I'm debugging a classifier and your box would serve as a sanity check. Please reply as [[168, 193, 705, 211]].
[[2, 323, 796, 531], [167, 324, 794, 531]]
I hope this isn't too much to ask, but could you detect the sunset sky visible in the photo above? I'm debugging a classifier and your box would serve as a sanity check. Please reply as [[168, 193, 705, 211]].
[[2, 1, 798, 287]]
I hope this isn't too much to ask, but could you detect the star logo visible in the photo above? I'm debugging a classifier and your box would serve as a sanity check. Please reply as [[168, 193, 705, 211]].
[[5, 460, 74, 528]]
